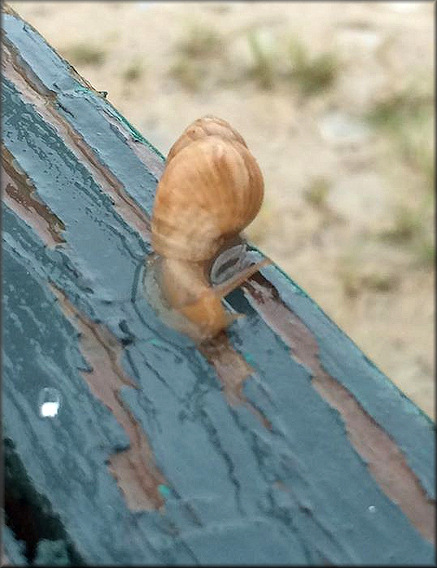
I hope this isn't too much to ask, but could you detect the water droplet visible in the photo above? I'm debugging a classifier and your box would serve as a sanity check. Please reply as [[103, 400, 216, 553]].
[[368, 505, 376, 513], [38, 388, 61, 418]]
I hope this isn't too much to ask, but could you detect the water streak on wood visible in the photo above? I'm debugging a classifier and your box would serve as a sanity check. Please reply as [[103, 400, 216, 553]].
[[49, 284, 166, 511], [2, 40, 151, 238], [2, 146, 66, 247], [242, 274, 435, 544]]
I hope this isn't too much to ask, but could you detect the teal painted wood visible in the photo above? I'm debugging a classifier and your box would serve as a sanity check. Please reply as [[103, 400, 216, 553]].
[[2, 7, 435, 566]]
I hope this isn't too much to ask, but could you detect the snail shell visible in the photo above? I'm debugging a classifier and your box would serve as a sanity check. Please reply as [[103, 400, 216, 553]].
[[167, 115, 248, 162], [152, 135, 264, 262]]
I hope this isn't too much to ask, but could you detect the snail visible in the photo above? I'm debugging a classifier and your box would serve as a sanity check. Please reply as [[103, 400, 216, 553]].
[[149, 115, 270, 342]]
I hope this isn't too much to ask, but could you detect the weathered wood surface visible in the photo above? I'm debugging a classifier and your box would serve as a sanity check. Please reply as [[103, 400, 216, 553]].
[[2, 6, 435, 566]]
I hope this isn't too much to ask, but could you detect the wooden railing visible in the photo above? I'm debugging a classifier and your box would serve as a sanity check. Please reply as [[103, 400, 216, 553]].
[[2, 5, 435, 565]]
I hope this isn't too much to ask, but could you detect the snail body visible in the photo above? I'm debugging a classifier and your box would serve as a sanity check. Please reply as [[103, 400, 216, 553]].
[[158, 258, 236, 339], [150, 116, 268, 342]]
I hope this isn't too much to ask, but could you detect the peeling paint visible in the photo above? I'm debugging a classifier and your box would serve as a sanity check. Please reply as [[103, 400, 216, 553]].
[[2, 40, 151, 238], [199, 333, 252, 403], [49, 284, 167, 512], [199, 333, 272, 429], [2, 3, 99, 99], [242, 274, 436, 544], [2, 145, 66, 247]]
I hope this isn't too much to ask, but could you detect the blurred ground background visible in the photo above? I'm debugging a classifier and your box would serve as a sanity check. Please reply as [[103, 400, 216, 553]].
[[9, 1, 434, 418]]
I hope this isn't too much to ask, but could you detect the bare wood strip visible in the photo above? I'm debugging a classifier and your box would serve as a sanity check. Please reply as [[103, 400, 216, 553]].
[[2, 40, 151, 238], [242, 274, 435, 544], [50, 283, 167, 511], [199, 331, 272, 430], [2, 146, 66, 247]]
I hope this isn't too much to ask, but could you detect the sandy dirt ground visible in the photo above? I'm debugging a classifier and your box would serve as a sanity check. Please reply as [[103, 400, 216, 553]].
[[8, 1, 435, 418]]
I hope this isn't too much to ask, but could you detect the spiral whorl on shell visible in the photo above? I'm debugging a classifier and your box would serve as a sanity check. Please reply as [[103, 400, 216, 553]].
[[151, 116, 264, 262], [166, 115, 248, 162]]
